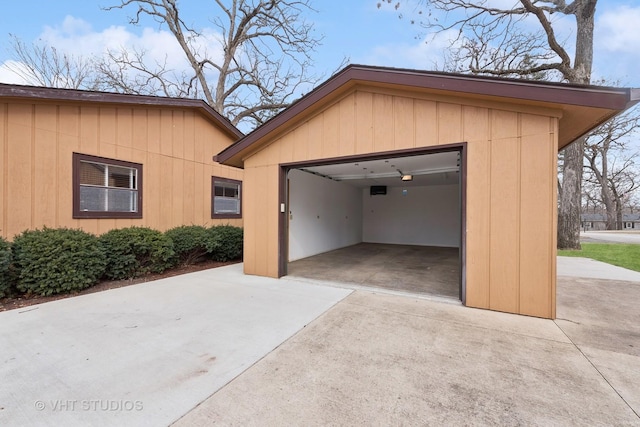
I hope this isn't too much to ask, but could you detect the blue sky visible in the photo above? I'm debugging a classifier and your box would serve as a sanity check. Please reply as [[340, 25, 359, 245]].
[[0, 0, 638, 88]]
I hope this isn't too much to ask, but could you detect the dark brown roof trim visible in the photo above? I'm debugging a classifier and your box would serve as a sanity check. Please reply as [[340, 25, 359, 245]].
[[217, 64, 638, 165], [0, 83, 243, 139]]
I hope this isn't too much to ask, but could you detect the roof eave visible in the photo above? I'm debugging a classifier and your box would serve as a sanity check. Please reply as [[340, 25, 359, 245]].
[[0, 83, 244, 140], [216, 65, 637, 168]]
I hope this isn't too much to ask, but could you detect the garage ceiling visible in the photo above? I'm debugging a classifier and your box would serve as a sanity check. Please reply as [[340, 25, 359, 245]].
[[299, 151, 460, 188]]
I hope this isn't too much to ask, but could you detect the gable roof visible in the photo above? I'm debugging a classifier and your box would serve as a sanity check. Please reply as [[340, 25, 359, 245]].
[[216, 64, 639, 168], [0, 83, 244, 140]]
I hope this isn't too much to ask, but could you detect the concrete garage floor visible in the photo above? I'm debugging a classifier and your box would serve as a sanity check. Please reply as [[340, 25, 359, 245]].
[[287, 243, 460, 299]]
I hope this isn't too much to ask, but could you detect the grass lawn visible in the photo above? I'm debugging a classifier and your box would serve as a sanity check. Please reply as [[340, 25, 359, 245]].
[[558, 243, 640, 272]]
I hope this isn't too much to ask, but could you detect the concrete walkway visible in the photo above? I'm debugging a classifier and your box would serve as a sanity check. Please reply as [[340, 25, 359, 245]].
[[0, 265, 351, 427], [2, 260, 640, 426], [558, 255, 640, 281]]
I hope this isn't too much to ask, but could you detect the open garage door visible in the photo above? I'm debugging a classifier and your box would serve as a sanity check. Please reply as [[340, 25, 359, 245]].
[[282, 146, 465, 302]]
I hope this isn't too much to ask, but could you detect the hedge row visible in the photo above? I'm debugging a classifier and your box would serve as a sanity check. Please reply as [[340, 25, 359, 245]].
[[0, 225, 243, 297]]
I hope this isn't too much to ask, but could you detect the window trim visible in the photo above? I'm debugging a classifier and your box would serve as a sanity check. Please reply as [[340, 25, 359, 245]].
[[73, 152, 143, 219], [211, 176, 242, 219]]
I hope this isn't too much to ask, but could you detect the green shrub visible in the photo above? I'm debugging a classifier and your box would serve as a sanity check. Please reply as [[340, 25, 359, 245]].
[[99, 227, 175, 279], [206, 225, 243, 262], [12, 228, 106, 296], [0, 236, 12, 298], [165, 225, 210, 265]]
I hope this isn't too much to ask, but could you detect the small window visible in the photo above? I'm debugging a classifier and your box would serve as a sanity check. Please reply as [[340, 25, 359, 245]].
[[212, 177, 242, 219], [73, 153, 143, 219]]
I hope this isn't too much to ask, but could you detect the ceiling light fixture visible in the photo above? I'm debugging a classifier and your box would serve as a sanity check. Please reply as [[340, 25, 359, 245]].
[[397, 169, 413, 182]]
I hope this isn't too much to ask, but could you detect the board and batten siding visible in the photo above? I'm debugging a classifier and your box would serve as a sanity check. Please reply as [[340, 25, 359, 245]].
[[0, 101, 242, 239], [242, 87, 558, 318]]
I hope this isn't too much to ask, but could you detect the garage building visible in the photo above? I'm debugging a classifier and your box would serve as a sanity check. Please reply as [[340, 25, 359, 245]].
[[216, 65, 639, 319]]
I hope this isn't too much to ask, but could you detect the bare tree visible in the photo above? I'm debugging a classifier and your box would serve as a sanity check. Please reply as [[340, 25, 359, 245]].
[[6, 35, 98, 90], [380, 0, 598, 249], [101, 0, 322, 128], [584, 107, 640, 229]]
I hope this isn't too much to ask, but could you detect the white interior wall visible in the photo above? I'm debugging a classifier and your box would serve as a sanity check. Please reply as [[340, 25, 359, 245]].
[[362, 184, 460, 247], [288, 169, 363, 261]]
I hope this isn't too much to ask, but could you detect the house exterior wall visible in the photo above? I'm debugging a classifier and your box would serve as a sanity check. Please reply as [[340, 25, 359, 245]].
[[0, 100, 242, 239], [242, 87, 558, 319]]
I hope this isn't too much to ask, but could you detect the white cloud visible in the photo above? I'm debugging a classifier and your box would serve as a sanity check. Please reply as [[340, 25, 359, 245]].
[[361, 29, 463, 71], [0, 60, 32, 85], [0, 15, 226, 86], [593, 5, 640, 85], [596, 5, 640, 53], [38, 16, 189, 70]]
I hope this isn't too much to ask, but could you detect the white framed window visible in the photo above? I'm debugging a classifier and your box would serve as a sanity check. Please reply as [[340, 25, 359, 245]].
[[73, 153, 142, 219], [212, 177, 241, 219]]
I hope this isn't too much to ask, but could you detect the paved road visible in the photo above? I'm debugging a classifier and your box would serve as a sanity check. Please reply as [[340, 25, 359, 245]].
[[582, 231, 640, 244]]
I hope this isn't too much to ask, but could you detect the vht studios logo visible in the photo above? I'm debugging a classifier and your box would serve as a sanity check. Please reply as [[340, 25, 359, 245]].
[[34, 399, 143, 412]]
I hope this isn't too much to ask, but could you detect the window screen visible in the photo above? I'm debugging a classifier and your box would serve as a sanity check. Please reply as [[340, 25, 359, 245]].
[[73, 153, 143, 219], [212, 177, 241, 218]]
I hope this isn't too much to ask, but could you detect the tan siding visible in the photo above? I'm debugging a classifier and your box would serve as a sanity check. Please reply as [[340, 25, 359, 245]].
[[132, 110, 148, 154], [99, 108, 116, 158], [0, 99, 242, 239], [242, 90, 560, 318], [58, 106, 81, 232], [355, 91, 373, 154], [550, 117, 559, 319], [160, 110, 173, 156], [277, 129, 295, 164], [33, 105, 58, 229], [172, 158, 185, 225], [242, 166, 257, 274], [194, 161, 206, 222], [394, 97, 414, 150], [414, 99, 438, 147], [488, 111, 520, 313], [80, 106, 99, 154], [159, 154, 174, 227], [519, 114, 554, 317], [266, 165, 280, 278], [145, 152, 163, 230], [338, 94, 356, 156], [147, 110, 161, 154], [183, 161, 196, 225], [307, 112, 323, 160], [254, 166, 269, 275], [373, 93, 394, 152], [0, 104, 6, 236], [7, 104, 33, 235], [438, 103, 462, 144], [116, 108, 133, 150], [183, 111, 195, 162], [322, 105, 339, 157], [292, 125, 309, 161], [0, 103, 7, 237], [173, 110, 185, 159], [463, 106, 491, 309]]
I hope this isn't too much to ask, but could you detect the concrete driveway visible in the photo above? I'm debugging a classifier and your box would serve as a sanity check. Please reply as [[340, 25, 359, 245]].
[[0, 265, 351, 426], [2, 261, 640, 426]]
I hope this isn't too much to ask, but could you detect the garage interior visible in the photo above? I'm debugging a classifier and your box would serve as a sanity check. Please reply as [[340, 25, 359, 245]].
[[286, 150, 463, 300]]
